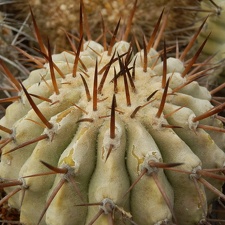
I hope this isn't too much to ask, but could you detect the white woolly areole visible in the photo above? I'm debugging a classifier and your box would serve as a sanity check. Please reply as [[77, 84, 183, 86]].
[[141, 153, 162, 175], [18, 177, 29, 189], [190, 165, 202, 180], [154, 219, 169, 225], [188, 113, 199, 130], [103, 123, 122, 152], [43, 120, 59, 141], [100, 198, 115, 214]]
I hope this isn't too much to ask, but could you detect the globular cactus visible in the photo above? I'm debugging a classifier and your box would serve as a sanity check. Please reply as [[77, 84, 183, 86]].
[[1, 4, 225, 225], [198, 0, 225, 59], [197, 0, 225, 83]]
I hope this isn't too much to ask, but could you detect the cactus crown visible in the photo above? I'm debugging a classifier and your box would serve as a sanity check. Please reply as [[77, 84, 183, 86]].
[[0, 1, 225, 225]]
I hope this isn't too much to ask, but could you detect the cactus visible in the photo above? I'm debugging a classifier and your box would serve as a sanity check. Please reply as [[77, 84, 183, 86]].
[[1, 3, 225, 225], [197, 0, 225, 84], [198, 0, 225, 60]]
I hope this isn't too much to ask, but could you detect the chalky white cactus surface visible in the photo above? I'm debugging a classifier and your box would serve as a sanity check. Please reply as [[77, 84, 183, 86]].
[[0, 39, 225, 225]]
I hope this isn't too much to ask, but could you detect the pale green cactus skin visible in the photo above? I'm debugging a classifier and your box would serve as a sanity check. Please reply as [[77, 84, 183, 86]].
[[198, 0, 225, 82], [198, 0, 225, 57], [0, 40, 225, 225]]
